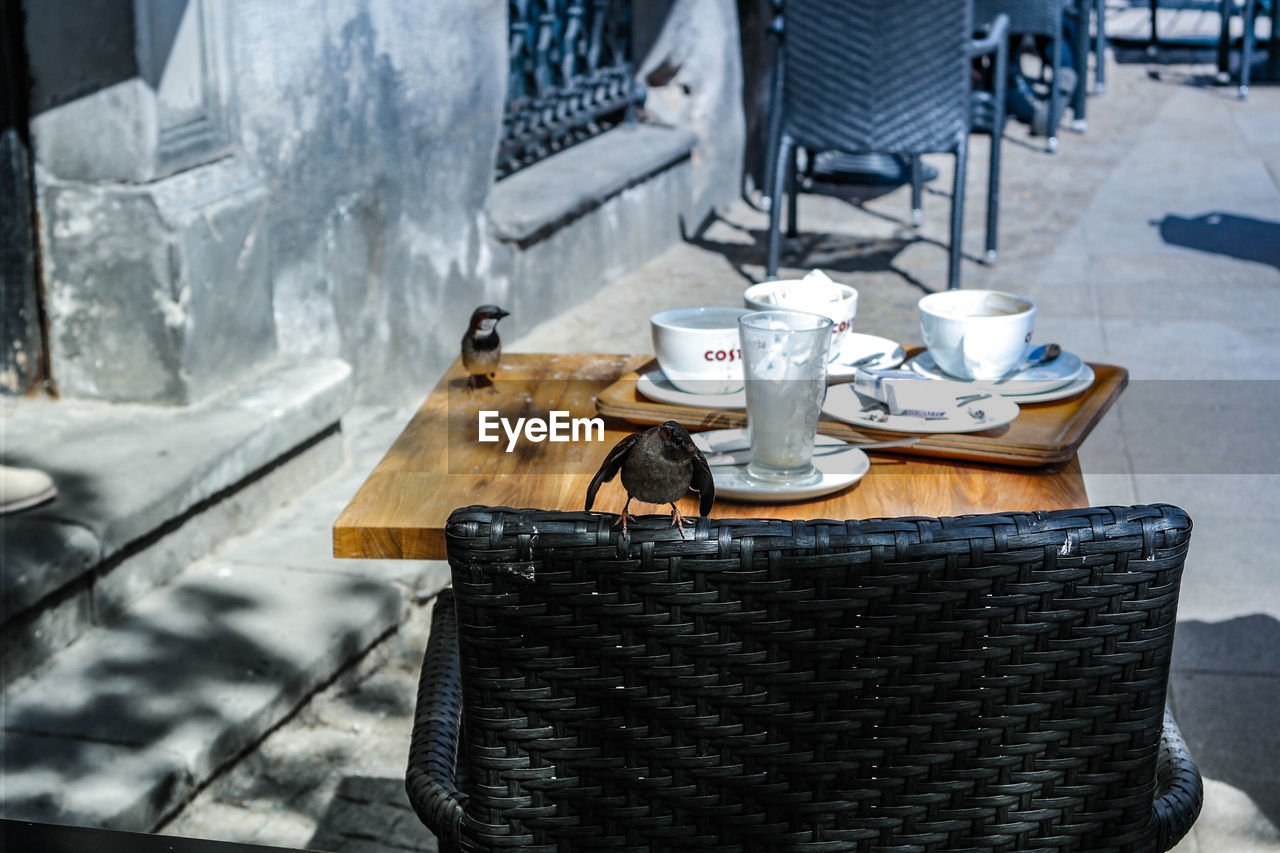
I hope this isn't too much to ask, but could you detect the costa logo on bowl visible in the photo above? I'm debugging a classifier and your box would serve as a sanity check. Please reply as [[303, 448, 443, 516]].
[[704, 348, 741, 362]]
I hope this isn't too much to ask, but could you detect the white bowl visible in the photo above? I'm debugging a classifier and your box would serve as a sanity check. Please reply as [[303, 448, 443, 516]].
[[744, 279, 858, 361], [918, 290, 1036, 380], [650, 306, 750, 394]]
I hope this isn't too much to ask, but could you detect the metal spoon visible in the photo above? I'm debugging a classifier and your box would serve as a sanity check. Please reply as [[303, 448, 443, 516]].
[[1015, 343, 1061, 372]]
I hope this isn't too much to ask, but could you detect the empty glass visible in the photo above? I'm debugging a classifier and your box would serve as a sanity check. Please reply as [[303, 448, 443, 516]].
[[738, 310, 833, 485]]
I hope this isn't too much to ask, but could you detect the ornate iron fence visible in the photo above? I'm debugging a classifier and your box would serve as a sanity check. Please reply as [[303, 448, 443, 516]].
[[498, 0, 644, 179]]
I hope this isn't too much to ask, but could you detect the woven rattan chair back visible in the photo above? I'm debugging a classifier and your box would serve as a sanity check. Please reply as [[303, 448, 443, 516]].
[[974, 0, 1064, 35], [781, 0, 973, 155], [411, 505, 1201, 852]]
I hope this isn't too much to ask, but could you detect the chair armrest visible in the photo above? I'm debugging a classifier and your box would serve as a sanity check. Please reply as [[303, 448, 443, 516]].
[[1154, 708, 1204, 851], [971, 12, 1010, 57], [405, 588, 466, 850]]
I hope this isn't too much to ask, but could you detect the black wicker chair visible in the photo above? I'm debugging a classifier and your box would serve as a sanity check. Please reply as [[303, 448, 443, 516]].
[[763, 0, 1007, 290], [1217, 0, 1278, 99], [407, 505, 1203, 852], [975, 0, 1073, 152]]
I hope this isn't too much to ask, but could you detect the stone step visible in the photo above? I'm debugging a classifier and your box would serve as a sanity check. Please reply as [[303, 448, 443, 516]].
[[2, 357, 354, 685], [1, 406, 451, 832]]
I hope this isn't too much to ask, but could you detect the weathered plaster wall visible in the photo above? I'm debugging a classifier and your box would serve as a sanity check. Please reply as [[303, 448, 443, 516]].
[[228, 0, 510, 403]]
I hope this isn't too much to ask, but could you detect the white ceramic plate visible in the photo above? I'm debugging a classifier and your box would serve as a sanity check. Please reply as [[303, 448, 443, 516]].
[[636, 367, 746, 409], [822, 382, 1021, 434], [826, 333, 908, 378], [692, 429, 870, 503], [907, 349, 1085, 396]]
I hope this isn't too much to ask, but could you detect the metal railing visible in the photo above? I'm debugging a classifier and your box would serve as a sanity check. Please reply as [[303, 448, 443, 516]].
[[498, 0, 644, 179]]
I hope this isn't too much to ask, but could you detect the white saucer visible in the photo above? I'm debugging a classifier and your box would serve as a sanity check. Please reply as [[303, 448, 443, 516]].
[[1005, 364, 1096, 404], [636, 368, 746, 409], [826, 333, 908, 378], [907, 349, 1084, 396], [692, 429, 870, 503], [822, 381, 1021, 434]]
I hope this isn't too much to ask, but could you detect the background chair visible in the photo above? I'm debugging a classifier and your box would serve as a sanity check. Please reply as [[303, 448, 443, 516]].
[[407, 505, 1203, 852], [763, 0, 1004, 290], [1217, 0, 1277, 99], [975, 0, 1071, 152]]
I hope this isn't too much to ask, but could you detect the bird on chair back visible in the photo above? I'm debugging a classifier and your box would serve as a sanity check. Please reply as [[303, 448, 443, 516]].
[[461, 305, 509, 392], [585, 420, 715, 538]]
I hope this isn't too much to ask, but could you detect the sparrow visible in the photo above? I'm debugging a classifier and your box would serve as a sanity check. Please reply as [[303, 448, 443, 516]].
[[461, 305, 510, 391], [585, 421, 715, 538]]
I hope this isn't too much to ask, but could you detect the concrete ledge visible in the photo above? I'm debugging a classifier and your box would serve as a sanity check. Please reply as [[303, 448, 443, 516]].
[[1, 356, 354, 627], [487, 124, 698, 247]]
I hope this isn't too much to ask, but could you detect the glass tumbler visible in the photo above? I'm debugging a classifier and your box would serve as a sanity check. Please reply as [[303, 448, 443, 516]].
[[738, 310, 833, 485]]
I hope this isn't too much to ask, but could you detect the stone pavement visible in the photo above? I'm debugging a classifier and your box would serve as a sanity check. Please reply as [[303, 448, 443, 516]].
[[161, 56, 1280, 851]]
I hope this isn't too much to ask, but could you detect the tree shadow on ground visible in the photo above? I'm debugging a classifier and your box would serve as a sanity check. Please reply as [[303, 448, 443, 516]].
[[308, 776, 436, 852], [1153, 211, 1280, 271], [3, 562, 389, 828], [1170, 614, 1280, 830]]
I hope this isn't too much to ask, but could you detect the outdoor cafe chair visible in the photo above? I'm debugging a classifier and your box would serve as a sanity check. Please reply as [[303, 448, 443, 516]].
[[1216, 0, 1276, 99], [406, 505, 1203, 852], [974, 0, 1074, 152], [764, 0, 1008, 290]]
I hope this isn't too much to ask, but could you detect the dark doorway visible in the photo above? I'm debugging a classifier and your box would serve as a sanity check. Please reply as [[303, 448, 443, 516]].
[[1, 0, 48, 395]]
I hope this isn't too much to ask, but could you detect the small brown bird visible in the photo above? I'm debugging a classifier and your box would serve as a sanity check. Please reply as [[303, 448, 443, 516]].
[[461, 305, 510, 391], [585, 421, 715, 537]]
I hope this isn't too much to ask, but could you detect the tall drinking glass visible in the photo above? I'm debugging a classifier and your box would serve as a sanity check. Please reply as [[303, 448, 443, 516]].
[[738, 310, 833, 485]]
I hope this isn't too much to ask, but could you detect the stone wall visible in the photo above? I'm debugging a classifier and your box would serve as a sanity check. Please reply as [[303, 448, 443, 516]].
[[24, 0, 746, 405]]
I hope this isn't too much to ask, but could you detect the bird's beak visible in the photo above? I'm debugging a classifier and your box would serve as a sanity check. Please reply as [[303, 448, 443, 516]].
[[658, 426, 672, 440], [496, 309, 510, 319]]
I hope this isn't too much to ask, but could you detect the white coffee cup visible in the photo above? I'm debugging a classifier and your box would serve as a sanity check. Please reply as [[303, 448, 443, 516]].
[[918, 290, 1036, 380], [743, 279, 858, 361], [651, 306, 750, 394]]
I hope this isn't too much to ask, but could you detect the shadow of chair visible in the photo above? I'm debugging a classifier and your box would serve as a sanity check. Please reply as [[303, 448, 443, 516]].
[[406, 505, 1203, 852], [1153, 211, 1280, 271], [763, 0, 1008, 290]]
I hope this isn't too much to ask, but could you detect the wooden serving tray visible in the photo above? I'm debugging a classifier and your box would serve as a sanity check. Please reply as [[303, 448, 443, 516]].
[[595, 353, 1127, 468]]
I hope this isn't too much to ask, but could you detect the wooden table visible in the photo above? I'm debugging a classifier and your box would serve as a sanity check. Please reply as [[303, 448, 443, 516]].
[[334, 354, 1091, 561]]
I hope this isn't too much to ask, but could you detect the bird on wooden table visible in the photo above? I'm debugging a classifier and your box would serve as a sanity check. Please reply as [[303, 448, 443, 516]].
[[461, 305, 510, 392], [585, 420, 715, 538]]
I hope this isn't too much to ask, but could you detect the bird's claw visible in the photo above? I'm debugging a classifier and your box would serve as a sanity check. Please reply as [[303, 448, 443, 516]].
[[668, 504, 691, 540], [612, 510, 634, 536]]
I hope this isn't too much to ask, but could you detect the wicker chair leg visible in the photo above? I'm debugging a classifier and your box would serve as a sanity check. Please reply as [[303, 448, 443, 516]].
[[1047, 30, 1063, 152], [1071, 4, 1090, 129], [948, 134, 968, 290], [1095, 0, 1107, 93], [1218, 0, 1233, 79], [910, 156, 924, 228], [786, 145, 800, 238], [763, 28, 786, 209], [1154, 708, 1204, 851], [986, 31, 1008, 265], [405, 589, 466, 852], [766, 135, 794, 278], [1240, 0, 1257, 99]]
